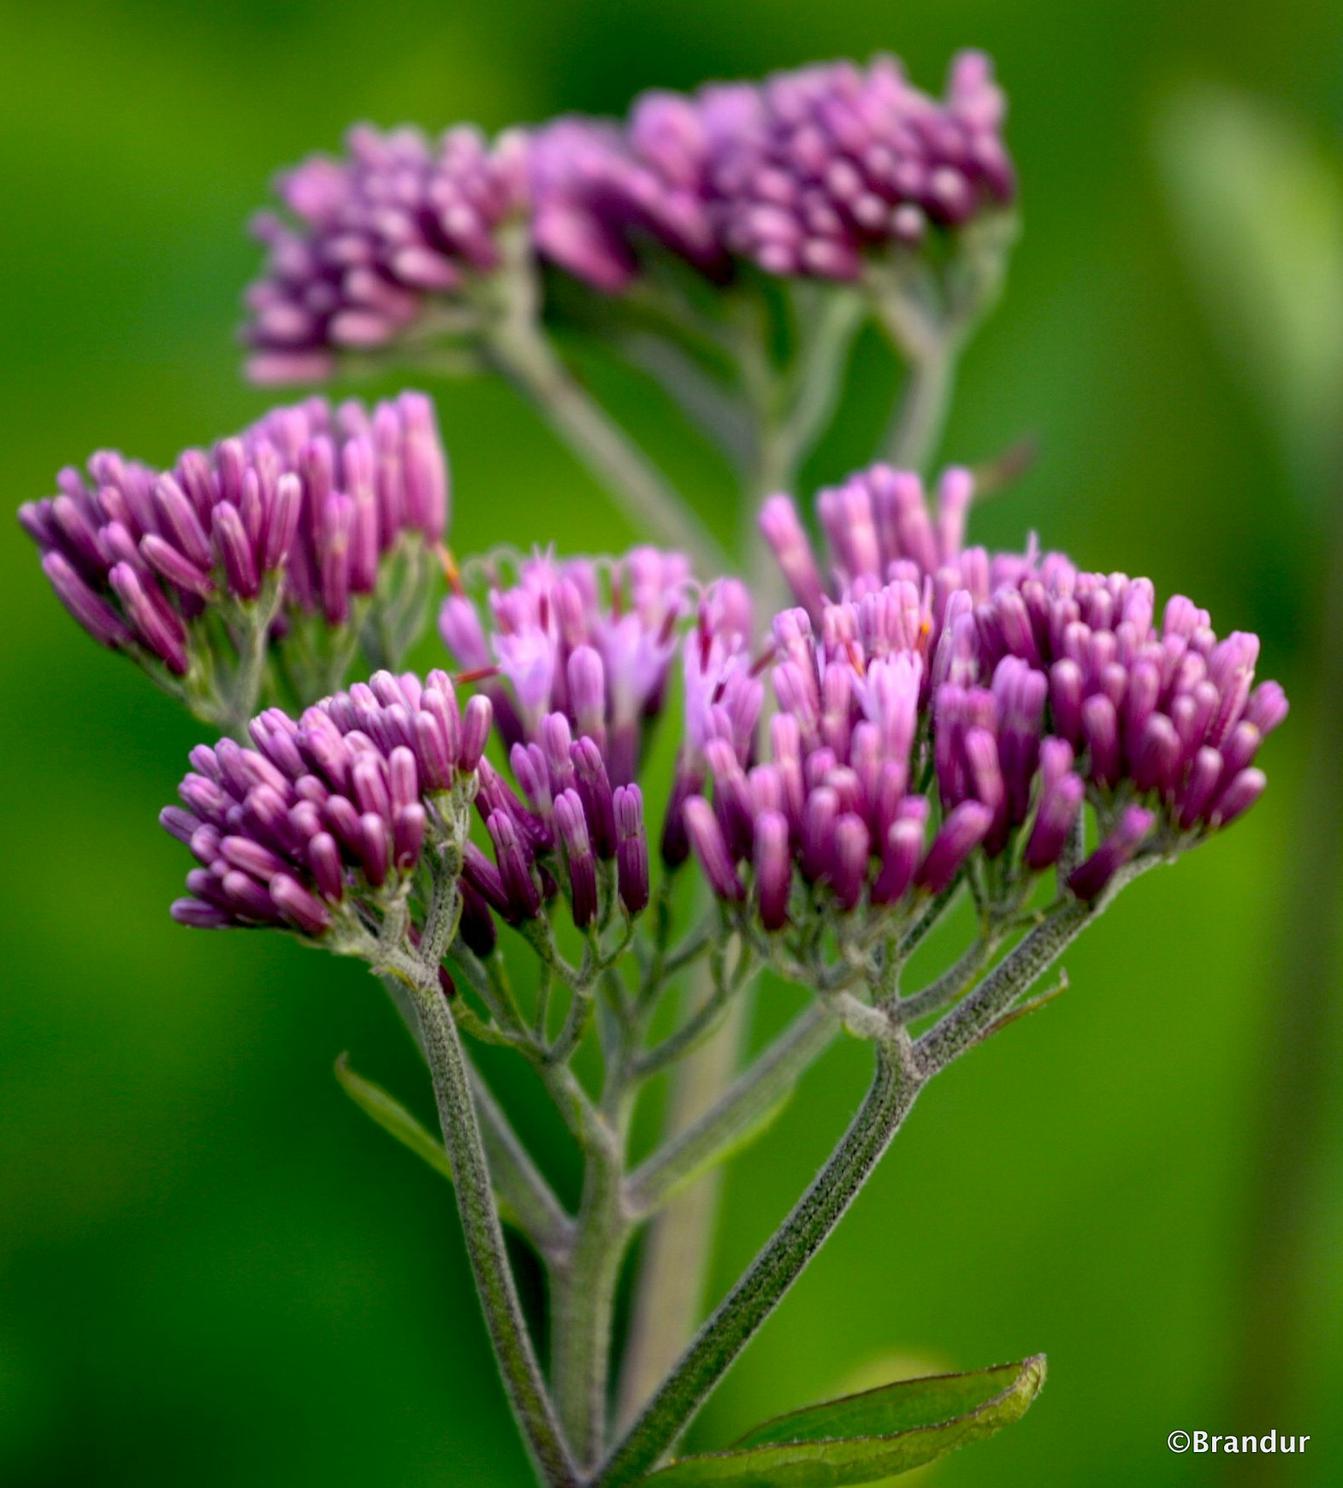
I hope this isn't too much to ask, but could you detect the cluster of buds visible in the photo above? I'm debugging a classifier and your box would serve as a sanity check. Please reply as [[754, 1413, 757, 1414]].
[[164, 670, 490, 936], [529, 53, 1014, 289], [21, 392, 448, 718], [681, 462, 1286, 933], [246, 125, 528, 383], [240, 51, 1014, 375], [703, 51, 1014, 280], [931, 567, 1287, 892], [440, 548, 694, 941]]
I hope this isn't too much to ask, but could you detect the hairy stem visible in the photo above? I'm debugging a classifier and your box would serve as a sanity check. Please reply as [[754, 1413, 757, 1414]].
[[551, 1145, 629, 1470], [600, 1036, 923, 1486], [413, 980, 577, 1487]]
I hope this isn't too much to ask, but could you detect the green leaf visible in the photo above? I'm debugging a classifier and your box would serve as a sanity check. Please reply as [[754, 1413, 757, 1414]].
[[335, 1053, 455, 1184], [641, 1355, 1046, 1487]]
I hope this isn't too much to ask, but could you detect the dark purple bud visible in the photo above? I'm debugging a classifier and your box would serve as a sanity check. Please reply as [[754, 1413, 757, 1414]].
[[460, 695, 492, 771], [171, 898, 234, 929], [1068, 806, 1153, 902], [42, 553, 130, 649], [357, 812, 390, 886], [140, 533, 215, 599], [571, 736, 616, 858], [463, 842, 510, 915], [458, 880, 498, 957], [554, 788, 598, 928], [350, 755, 392, 824], [269, 873, 332, 934], [830, 813, 871, 911], [1132, 714, 1181, 794], [488, 810, 541, 920], [1024, 772, 1084, 871], [307, 831, 344, 900], [1211, 768, 1266, 827], [1081, 694, 1120, 787], [393, 803, 426, 870], [1177, 746, 1223, 829], [614, 783, 650, 916], [916, 801, 992, 894], [414, 711, 455, 791], [109, 562, 188, 673], [872, 817, 924, 905], [1049, 659, 1085, 743], [753, 810, 792, 930], [684, 796, 745, 902], [262, 472, 302, 571], [153, 474, 213, 569], [212, 501, 261, 599]]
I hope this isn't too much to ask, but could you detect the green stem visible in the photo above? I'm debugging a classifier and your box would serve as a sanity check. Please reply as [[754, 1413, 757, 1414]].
[[599, 1036, 923, 1487], [883, 335, 956, 472], [485, 318, 726, 576], [550, 1144, 629, 1470], [413, 980, 578, 1487]]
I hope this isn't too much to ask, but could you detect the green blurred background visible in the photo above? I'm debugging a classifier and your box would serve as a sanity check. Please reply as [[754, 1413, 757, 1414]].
[[2, 1, 1341, 1484]]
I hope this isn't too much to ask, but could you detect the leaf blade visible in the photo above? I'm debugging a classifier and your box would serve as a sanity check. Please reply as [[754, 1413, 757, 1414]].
[[641, 1355, 1046, 1487], [334, 1052, 455, 1184]]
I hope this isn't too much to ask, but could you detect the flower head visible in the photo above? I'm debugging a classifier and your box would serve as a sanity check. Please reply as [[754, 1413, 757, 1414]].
[[689, 464, 1286, 931], [21, 393, 447, 708], [704, 52, 1014, 280], [164, 670, 488, 934], [936, 565, 1287, 896], [245, 125, 527, 382]]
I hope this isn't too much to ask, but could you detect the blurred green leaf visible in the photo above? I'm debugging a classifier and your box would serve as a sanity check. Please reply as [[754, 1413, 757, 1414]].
[[1156, 86, 1343, 482], [334, 1054, 455, 1185], [641, 1355, 1046, 1486]]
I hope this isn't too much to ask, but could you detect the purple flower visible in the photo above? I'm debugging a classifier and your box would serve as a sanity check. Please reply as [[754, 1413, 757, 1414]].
[[164, 670, 486, 934], [703, 52, 1014, 280], [21, 392, 448, 688], [245, 125, 527, 382]]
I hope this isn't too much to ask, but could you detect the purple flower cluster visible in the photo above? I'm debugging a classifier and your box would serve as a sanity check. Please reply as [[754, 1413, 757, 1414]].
[[241, 52, 1012, 368], [246, 125, 527, 383], [681, 463, 1287, 928], [932, 566, 1287, 891], [704, 51, 1014, 280], [440, 548, 693, 939], [165, 671, 490, 933], [531, 52, 1013, 290], [21, 392, 448, 676]]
